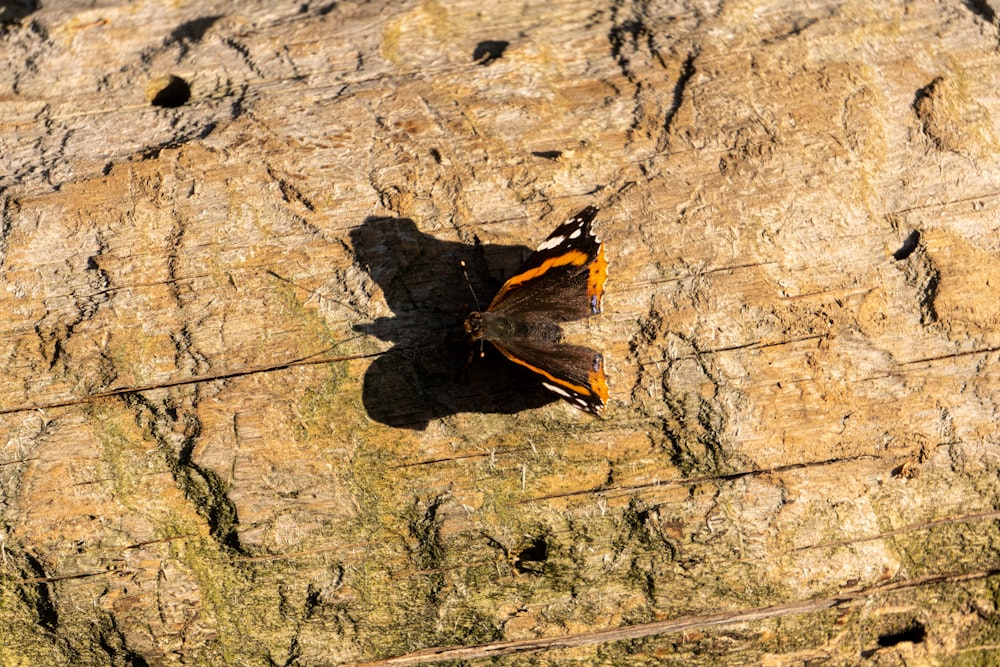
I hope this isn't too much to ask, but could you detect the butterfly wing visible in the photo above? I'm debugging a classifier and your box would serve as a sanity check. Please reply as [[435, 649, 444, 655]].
[[490, 334, 609, 414], [487, 206, 607, 321]]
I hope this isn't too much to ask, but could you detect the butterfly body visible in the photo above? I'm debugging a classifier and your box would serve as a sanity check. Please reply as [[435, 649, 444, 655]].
[[465, 311, 562, 344], [464, 206, 609, 414]]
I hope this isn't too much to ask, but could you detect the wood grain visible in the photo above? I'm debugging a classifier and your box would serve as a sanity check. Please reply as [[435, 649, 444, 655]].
[[2, 0, 1000, 664]]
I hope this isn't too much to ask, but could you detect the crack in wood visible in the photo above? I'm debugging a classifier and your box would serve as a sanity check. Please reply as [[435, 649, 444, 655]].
[[514, 454, 883, 505], [0, 350, 385, 415], [900, 346, 1000, 366], [789, 509, 1000, 552]]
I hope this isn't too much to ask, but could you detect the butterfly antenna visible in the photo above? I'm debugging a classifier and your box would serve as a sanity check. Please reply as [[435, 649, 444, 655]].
[[460, 261, 486, 358], [460, 260, 481, 312]]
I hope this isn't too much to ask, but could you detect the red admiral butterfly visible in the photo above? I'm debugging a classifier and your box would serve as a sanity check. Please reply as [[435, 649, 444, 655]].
[[465, 206, 609, 414]]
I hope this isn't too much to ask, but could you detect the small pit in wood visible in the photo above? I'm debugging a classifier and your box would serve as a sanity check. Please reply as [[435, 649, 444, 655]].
[[877, 622, 926, 647], [147, 74, 191, 108], [473, 40, 509, 65]]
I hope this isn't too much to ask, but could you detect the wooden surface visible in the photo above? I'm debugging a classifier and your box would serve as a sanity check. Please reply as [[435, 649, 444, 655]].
[[3, 0, 1000, 664]]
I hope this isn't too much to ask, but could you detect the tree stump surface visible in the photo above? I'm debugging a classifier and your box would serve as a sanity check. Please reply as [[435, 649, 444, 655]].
[[2, 0, 1000, 664]]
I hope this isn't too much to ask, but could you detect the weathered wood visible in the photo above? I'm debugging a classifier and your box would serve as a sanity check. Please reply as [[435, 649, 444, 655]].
[[3, 0, 1000, 664]]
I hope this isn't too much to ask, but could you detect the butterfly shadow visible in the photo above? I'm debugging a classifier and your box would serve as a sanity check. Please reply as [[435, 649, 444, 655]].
[[350, 216, 557, 430]]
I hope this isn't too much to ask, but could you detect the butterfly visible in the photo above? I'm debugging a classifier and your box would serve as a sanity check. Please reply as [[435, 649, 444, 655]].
[[464, 206, 609, 414]]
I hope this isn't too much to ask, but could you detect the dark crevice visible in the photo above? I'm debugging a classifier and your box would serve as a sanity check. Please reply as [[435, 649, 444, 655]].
[[912, 78, 940, 110], [0, 194, 16, 269], [761, 17, 820, 45], [8, 19, 48, 97], [608, 14, 644, 80], [913, 77, 943, 149], [280, 636, 302, 667], [963, 0, 997, 24], [878, 621, 927, 647], [663, 50, 697, 138], [472, 40, 508, 65], [895, 230, 941, 327], [407, 494, 447, 600], [267, 166, 316, 212], [658, 344, 728, 478], [227, 83, 251, 121], [32, 233, 111, 371], [97, 615, 151, 667], [607, 1, 700, 149], [613, 499, 678, 604], [607, 3, 652, 139], [21, 552, 58, 631], [224, 37, 265, 78], [893, 230, 920, 261], [918, 267, 940, 325], [123, 393, 245, 554]]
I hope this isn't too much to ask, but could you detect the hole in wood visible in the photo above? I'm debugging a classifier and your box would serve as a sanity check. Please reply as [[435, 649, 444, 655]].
[[877, 621, 926, 647], [473, 40, 509, 65], [147, 74, 191, 108]]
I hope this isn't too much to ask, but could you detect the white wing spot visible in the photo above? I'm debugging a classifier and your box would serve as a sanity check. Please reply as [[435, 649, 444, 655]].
[[568, 228, 583, 240], [541, 381, 572, 398], [536, 235, 566, 251]]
